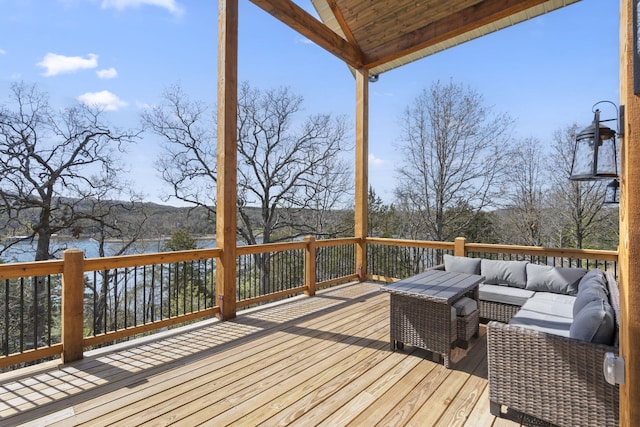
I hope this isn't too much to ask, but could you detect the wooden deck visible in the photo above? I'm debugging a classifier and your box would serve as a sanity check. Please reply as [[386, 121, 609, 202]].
[[0, 282, 542, 426]]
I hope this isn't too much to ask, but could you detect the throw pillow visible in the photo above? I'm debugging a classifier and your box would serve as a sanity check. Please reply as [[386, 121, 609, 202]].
[[480, 259, 528, 288], [444, 254, 481, 275], [525, 264, 586, 295]]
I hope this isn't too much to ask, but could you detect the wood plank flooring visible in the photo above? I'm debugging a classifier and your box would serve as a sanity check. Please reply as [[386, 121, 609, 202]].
[[0, 282, 541, 426]]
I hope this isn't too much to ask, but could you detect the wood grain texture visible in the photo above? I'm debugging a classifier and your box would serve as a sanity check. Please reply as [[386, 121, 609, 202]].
[[0, 282, 528, 426], [216, 0, 239, 320], [619, 0, 639, 425]]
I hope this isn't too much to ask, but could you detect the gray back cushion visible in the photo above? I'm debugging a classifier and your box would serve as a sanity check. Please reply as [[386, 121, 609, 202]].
[[570, 299, 615, 345], [480, 259, 528, 288], [525, 264, 586, 295], [444, 254, 481, 275]]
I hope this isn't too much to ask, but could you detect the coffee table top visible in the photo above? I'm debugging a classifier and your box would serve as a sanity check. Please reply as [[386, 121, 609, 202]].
[[381, 269, 484, 304]]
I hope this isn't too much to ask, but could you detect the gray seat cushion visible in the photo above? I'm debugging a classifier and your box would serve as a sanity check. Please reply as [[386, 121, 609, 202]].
[[525, 264, 586, 295], [509, 309, 572, 337], [444, 254, 481, 275], [521, 292, 576, 319], [479, 284, 535, 306], [453, 296, 478, 316], [481, 259, 528, 288]]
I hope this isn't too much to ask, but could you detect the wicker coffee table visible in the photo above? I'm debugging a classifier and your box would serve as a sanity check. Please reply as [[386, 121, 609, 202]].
[[381, 269, 483, 368]]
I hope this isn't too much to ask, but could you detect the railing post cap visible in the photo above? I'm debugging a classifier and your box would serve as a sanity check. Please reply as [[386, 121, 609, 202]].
[[63, 248, 84, 255]]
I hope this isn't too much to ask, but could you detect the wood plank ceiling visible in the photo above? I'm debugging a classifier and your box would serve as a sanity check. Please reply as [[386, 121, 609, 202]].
[[250, 0, 581, 76]]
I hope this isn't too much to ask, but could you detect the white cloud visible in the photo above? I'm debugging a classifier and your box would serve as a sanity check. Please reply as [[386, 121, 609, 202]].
[[296, 38, 313, 45], [369, 154, 385, 167], [77, 90, 127, 111], [0, 49, 6, 55], [37, 53, 98, 77], [101, 0, 184, 16], [96, 67, 118, 79]]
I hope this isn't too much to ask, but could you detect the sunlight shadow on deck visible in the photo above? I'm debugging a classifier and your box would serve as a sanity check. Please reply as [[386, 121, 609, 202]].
[[0, 282, 383, 422], [0, 282, 496, 425]]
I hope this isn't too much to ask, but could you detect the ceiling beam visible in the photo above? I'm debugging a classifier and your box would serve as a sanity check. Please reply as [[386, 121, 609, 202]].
[[326, 0, 358, 46], [363, 0, 549, 69], [249, 0, 364, 69]]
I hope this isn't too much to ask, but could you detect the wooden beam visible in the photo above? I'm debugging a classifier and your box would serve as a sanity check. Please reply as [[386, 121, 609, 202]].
[[216, 0, 238, 320], [249, 0, 363, 68], [364, 0, 548, 69], [355, 68, 368, 281], [326, 0, 358, 46], [619, 1, 639, 424]]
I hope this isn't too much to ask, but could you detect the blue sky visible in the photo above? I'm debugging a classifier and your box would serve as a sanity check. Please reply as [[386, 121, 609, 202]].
[[0, 0, 619, 205]]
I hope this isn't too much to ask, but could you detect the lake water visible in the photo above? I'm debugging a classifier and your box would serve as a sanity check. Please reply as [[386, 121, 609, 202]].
[[0, 237, 217, 263]]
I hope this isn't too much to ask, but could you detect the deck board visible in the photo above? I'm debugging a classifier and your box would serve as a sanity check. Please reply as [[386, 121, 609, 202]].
[[0, 281, 536, 426]]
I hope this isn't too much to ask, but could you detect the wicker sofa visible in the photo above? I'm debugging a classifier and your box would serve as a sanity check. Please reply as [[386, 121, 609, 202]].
[[440, 255, 620, 427]]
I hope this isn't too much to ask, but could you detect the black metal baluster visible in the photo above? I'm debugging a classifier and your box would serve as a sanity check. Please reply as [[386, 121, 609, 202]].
[[161, 263, 165, 319], [134, 266, 138, 327], [47, 275, 52, 346], [113, 269, 118, 331], [142, 266, 147, 324], [4, 279, 9, 356], [32, 276, 38, 349], [124, 268, 128, 328], [19, 277, 24, 352], [150, 264, 155, 323]]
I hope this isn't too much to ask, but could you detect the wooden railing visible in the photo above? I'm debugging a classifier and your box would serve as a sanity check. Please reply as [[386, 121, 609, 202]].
[[366, 237, 618, 282], [0, 236, 618, 370], [0, 237, 359, 370]]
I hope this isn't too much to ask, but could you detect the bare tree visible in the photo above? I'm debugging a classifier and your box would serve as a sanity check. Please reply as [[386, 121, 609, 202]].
[[395, 80, 513, 242], [144, 82, 352, 294], [236, 82, 351, 245], [502, 137, 548, 246], [548, 124, 607, 249], [141, 84, 216, 216], [0, 81, 139, 344], [0, 82, 138, 260]]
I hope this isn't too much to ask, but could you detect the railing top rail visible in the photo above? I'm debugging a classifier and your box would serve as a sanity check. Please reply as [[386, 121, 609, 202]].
[[236, 241, 307, 255], [366, 237, 455, 250], [315, 237, 360, 248], [83, 248, 222, 272], [464, 243, 618, 261], [0, 259, 64, 280]]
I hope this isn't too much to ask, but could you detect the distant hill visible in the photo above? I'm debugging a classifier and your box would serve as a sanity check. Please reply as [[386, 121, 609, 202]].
[[0, 198, 352, 241]]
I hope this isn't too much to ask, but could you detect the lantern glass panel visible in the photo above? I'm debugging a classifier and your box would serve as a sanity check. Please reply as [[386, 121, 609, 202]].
[[570, 134, 596, 180], [595, 133, 617, 177]]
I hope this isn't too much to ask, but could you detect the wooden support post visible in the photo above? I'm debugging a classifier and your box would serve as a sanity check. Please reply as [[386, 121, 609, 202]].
[[61, 249, 84, 364], [355, 68, 369, 281], [619, 1, 639, 424], [216, 0, 238, 320], [454, 237, 467, 257], [304, 236, 316, 296]]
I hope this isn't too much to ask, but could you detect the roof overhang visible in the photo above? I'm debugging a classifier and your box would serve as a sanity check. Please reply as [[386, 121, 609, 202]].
[[251, 0, 580, 76]]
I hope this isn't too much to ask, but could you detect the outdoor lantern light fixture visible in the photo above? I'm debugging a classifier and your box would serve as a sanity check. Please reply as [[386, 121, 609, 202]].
[[570, 101, 624, 181], [605, 178, 620, 204]]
